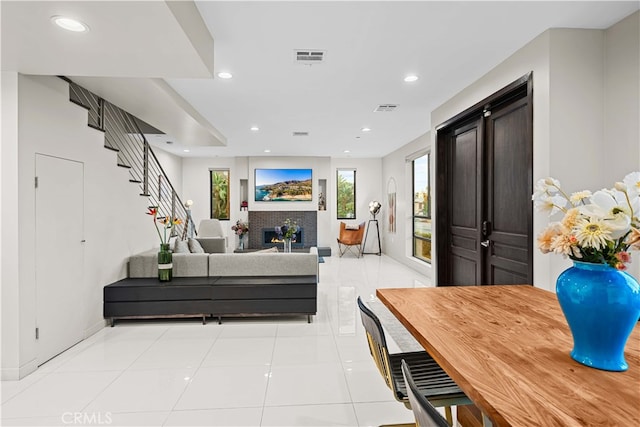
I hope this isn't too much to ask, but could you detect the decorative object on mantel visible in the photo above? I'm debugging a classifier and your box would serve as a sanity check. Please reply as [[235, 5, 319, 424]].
[[275, 218, 299, 253], [231, 220, 249, 250], [147, 206, 182, 282], [318, 192, 326, 211], [533, 172, 640, 371]]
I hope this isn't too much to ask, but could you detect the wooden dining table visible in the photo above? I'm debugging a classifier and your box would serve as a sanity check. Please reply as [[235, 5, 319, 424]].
[[376, 285, 640, 427]]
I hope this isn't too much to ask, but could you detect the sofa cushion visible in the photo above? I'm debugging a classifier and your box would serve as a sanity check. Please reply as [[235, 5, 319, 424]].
[[128, 249, 157, 278], [174, 238, 190, 254], [129, 250, 208, 278], [188, 238, 205, 253], [209, 248, 318, 277], [173, 253, 209, 277]]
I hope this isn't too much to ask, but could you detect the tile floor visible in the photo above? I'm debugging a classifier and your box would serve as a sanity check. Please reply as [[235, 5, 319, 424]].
[[1, 254, 433, 426]]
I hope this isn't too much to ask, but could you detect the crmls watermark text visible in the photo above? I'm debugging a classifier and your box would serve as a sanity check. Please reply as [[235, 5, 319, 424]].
[[61, 412, 112, 425]]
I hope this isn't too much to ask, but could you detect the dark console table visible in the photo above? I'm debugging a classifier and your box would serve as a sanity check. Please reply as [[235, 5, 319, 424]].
[[104, 275, 317, 326]]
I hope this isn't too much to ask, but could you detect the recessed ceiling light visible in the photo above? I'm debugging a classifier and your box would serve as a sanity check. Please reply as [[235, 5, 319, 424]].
[[183, 149, 190, 153], [250, 126, 260, 132], [361, 127, 371, 132], [264, 149, 271, 153], [404, 75, 419, 82], [217, 72, 233, 79], [344, 150, 351, 153], [51, 16, 89, 32]]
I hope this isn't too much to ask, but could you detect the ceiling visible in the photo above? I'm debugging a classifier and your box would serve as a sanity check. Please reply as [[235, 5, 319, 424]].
[[3, 1, 639, 159]]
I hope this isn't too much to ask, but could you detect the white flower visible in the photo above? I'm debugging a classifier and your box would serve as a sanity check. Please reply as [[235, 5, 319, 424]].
[[574, 217, 613, 250], [587, 190, 634, 238], [534, 194, 567, 216], [623, 171, 640, 198], [569, 190, 592, 205], [544, 177, 561, 189], [532, 178, 559, 201], [533, 172, 640, 269], [614, 182, 627, 192], [578, 205, 629, 241]]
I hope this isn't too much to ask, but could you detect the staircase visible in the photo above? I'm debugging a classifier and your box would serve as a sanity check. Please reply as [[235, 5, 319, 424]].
[[63, 77, 191, 239]]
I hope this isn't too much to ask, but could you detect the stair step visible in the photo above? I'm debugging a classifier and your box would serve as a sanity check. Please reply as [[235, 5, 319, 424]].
[[104, 145, 119, 152], [140, 193, 151, 197], [88, 123, 105, 133], [117, 163, 132, 169], [69, 98, 91, 111], [129, 179, 142, 184]]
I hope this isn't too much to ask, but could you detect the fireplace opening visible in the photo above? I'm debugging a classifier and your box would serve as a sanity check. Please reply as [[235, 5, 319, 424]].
[[262, 228, 304, 249]]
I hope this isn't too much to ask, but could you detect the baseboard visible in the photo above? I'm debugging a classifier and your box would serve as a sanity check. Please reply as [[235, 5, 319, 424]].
[[84, 318, 108, 339], [1, 358, 38, 381]]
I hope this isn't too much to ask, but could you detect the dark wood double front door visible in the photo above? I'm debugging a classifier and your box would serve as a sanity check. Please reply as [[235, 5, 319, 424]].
[[436, 73, 533, 286]]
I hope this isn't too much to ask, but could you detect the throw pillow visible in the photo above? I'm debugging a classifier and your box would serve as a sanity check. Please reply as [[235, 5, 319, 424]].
[[188, 238, 205, 253], [174, 238, 190, 254], [345, 223, 360, 230]]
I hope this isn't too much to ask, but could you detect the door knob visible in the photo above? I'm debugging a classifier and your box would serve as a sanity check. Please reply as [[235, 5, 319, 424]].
[[481, 240, 490, 248]]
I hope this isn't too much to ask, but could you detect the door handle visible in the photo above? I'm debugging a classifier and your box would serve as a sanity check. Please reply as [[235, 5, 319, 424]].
[[481, 240, 490, 248]]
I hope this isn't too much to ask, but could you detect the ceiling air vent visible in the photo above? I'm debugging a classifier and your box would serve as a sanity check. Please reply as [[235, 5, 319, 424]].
[[374, 104, 398, 112], [292, 131, 309, 137], [295, 50, 325, 64]]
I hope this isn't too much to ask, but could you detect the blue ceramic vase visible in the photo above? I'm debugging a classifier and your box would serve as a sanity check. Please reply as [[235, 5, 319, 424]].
[[556, 261, 640, 371]]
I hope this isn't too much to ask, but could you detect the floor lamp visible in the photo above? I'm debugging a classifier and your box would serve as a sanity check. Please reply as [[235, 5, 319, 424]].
[[363, 201, 382, 256]]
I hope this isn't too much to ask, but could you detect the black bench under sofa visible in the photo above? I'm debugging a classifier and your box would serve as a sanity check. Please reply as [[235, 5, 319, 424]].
[[103, 248, 319, 325]]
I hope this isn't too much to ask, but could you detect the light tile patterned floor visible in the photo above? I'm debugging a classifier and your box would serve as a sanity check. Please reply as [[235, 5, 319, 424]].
[[1, 254, 433, 426]]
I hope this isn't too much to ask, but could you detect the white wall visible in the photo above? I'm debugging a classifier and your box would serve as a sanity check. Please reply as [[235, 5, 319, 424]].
[[330, 158, 383, 255], [1, 75, 158, 379], [152, 146, 183, 198], [430, 14, 639, 290], [181, 156, 248, 251], [431, 29, 552, 289], [604, 11, 640, 177], [381, 132, 432, 278], [1, 71, 21, 379], [604, 12, 640, 280], [180, 155, 382, 254]]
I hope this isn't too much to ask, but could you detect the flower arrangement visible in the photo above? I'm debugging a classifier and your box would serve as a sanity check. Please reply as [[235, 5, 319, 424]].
[[231, 220, 249, 237], [146, 206, 182, 245], [369, 200, 382, 218], [275, 218, 299, 241], [532, 172, 640, 270]]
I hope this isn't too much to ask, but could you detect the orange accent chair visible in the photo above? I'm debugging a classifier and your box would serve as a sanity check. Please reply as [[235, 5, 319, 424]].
[[337, 222, 366, 258]]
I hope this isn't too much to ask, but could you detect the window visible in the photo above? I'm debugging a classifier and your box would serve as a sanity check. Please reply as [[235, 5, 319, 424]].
[[413, 153, 431, 263], [337, 169, 356, 219], [210, 169, 230, 220]]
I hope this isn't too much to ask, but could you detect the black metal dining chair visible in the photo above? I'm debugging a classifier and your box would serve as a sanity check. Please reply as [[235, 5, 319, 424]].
[[401, 359, 450, 427], [357, 296, 470, 426]]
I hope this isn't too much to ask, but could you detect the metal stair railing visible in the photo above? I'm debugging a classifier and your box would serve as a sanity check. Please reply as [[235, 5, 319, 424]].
[[67, 79, 190, 239]]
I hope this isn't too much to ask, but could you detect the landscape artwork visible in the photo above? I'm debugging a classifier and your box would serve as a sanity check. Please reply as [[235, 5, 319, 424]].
[[255, 168, 313, 201]]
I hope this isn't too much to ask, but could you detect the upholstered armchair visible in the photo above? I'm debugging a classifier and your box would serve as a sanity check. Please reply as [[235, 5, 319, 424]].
[[337, 221, 365, 258], [196, 219, 227, 253]]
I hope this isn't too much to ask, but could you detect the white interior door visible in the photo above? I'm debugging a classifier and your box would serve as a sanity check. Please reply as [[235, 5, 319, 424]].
[[35, 154, 84, 365]]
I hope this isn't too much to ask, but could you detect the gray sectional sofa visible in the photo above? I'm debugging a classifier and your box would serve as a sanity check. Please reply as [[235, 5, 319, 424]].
[[104, 248, 319, 325], [128, 248, 318, 278]]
